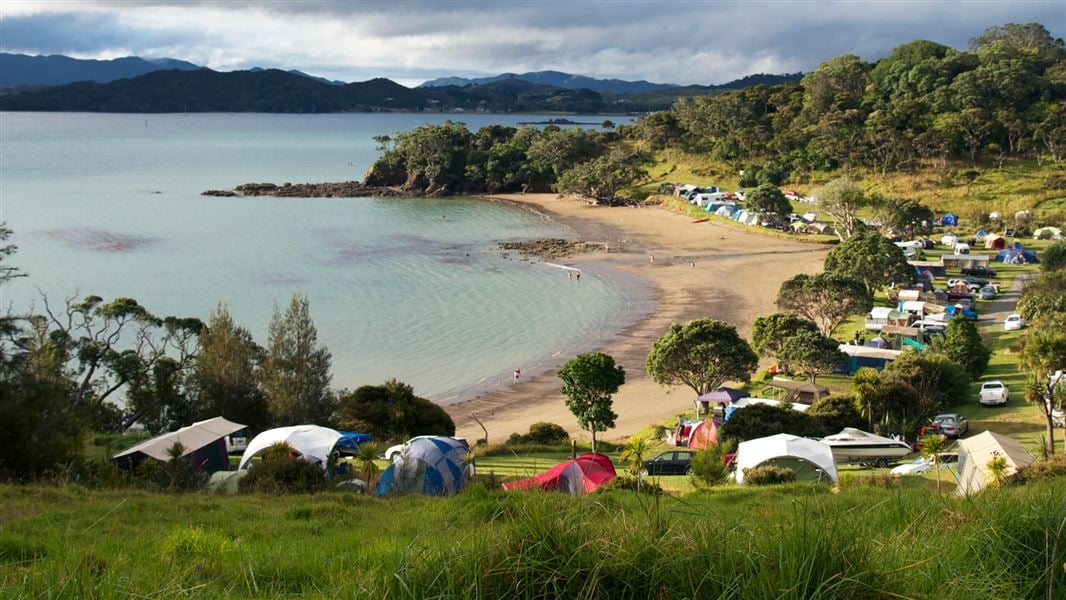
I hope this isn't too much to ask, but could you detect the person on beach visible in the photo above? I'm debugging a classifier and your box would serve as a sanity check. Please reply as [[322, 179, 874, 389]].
[[568, 271, 573, 281], [650, 255, 655, 263], [513, 368, 521, 383], [575, 271, 581, 281]]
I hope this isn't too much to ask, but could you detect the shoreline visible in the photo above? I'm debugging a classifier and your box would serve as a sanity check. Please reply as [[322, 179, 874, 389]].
[[445, 193, 831, 444]]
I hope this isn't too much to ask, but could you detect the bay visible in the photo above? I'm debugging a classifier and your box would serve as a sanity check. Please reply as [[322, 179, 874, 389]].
[[0, 112, 646, 402]]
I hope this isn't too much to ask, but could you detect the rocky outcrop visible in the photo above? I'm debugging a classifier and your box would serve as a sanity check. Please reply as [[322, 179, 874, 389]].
[[202, 181, 413, 198], [498, 239, 599, 260]]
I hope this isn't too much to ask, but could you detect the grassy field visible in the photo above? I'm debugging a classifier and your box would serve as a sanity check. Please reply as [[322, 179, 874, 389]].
[[1, 476, 1063, 599]]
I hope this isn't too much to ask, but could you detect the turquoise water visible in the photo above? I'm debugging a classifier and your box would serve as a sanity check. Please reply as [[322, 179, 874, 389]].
[[0, 112, 646, 401]]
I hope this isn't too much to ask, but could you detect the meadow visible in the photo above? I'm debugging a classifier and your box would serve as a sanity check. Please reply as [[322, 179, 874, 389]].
[[1, 475, 1063, 599]]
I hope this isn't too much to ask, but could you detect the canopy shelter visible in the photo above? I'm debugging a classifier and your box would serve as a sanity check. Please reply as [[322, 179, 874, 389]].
[[765, 379, 829, 403], [502, 454, 616, 495], [377, 436, 470, 497], [238, 425, 345, 471], [113, 416, 245, 473], [735, 434, 838, 484], [955, 431, 1036, 496], [696, 387, 750, 415]]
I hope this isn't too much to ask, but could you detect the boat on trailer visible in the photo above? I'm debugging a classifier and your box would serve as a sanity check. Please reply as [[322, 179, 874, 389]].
[[820, 428, 913, 467]]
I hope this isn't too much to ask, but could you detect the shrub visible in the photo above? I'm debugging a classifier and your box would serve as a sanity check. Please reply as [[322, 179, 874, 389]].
[[742, 465, 797, 485], [719, 403, 827, 442], [808, 395, 865, 433], [1042, 240, 1066, 272], [595, 473, 664, 495], [690, 442, 732, 486], [1013, 455, 1066, 484], [507, 422, 570, 445], [238, 457, 330, 494]]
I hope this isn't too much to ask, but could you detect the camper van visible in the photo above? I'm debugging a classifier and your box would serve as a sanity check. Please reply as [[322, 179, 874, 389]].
[[953, 243, 971, 255]]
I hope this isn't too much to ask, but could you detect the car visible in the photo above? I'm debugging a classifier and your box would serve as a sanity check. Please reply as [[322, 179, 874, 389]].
[[1004, 314, 1025, 331], [641, 450, 695, 476], [932, 413, 969, 438], [384, 436, 469, 461], [978, 285, 997, 300], [962, 266, 998, 278], [891, 453, 959, 475], [913, 319, 948, 333], [979, 381, 1009, 406]]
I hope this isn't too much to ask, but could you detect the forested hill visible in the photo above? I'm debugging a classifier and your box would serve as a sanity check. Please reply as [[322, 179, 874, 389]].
[[0, 66, 801, 114]]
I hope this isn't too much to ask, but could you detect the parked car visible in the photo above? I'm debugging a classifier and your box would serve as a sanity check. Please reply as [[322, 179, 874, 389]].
[[932, 413, 969, 438], [1004, 314, 1026, 331], [913, 319, 948, 333], [642, 450, 695, 476], [979, 381, 1009, 406], [948, 277, 987, 291], [962, 266, 998, 278], [891, 453, 959, 475], [978, 285, 997, 300], [385, 436, 469, 461]]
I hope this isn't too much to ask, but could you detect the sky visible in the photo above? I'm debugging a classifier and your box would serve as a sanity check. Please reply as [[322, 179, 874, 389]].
[[1, 1, 1063, 87]]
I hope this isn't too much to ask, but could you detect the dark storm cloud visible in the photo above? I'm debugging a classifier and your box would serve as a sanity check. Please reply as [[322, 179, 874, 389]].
[[2, 1, 1063, 85]]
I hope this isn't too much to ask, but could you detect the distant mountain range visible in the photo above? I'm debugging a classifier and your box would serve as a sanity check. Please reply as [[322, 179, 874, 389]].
[[0, 53, 201, 87], [0, 53, 804, 113], [420, 70, 680, 94]]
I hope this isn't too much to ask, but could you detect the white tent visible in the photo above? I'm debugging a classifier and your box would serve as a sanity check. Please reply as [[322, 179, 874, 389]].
[[113, 416, 245, 462], [1034, 226, 1062, 240], [735, 433, 838, 484], [731, 397, 810, 412], [955, 431, 1036, 496], [238, 425, 344, 471]]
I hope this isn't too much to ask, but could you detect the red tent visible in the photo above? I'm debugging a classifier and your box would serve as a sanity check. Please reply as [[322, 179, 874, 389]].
[[688, 420, 718, 449], [502, 453, 617, 495]]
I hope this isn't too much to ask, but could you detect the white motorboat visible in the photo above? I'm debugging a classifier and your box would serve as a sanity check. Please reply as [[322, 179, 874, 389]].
[[820, 428, 913, 466]]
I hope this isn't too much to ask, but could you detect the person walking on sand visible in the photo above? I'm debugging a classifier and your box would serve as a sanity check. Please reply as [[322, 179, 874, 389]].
[[650, 255, 655, 264], [513, 368, 521, 384]]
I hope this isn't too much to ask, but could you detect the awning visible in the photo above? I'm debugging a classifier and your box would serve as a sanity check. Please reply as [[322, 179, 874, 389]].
[[113, 417, 245, 462]]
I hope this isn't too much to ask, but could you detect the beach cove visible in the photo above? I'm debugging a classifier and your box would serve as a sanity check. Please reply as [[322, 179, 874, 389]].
[[448, 193, 830, 442]]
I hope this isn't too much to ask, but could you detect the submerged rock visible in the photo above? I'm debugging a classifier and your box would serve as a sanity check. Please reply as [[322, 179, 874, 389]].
[[202, 181, 414, 198]]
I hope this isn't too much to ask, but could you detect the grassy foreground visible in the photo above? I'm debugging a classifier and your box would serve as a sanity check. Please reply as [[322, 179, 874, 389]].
[[1, 479, 1064, 599]]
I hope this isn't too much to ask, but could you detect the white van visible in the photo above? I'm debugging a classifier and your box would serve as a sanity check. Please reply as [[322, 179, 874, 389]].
[[953, 243, 971, 255]]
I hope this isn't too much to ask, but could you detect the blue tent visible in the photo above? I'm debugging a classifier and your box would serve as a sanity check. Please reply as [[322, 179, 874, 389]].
[[941, 213, 958, 226], [996, 248, 1039, 264], [335, 431, 372, 452], [377, 436, 470, 497]]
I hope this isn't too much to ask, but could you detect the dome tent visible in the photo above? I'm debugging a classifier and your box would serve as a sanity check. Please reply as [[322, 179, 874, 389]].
[[238, 425, 345, 471], [735, 433, 838, 484], [941, 212, 958, 226], [377, 436, 470, 496], [502, 453, 616, 495]]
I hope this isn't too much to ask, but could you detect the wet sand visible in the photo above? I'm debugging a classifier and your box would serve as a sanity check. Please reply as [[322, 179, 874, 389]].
[[446, 194, 828, 443]]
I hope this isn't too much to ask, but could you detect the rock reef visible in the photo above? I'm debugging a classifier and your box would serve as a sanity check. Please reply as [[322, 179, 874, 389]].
[[202, 181, 413, 198], [498, 238, 599, 260]]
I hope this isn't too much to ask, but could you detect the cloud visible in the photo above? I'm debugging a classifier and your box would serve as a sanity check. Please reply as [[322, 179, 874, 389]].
[[1, 1, 1063, 85]]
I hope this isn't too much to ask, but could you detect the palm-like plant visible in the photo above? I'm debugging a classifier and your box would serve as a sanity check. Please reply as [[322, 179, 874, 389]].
[[357, 443, 381, 488], [920, 433, 947, 493], [986, 452, 1009, 488], [620, 435, 651, 490]]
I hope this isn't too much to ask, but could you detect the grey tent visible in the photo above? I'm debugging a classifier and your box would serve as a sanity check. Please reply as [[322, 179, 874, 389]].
[[955, 431, 1036, 496], [113, 416, 245, 473]]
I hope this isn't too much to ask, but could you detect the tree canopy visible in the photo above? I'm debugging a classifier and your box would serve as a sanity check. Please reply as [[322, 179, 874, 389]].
[[745, 184, 792, 219], [262, 294, 335, 426], [750, 313, 820, 358], [775, 272, 873, 336], [558, 352, 625, 452], [646, 319, 758, 397], [337, 378, 455, 441], [823, 231, 916, 294], [776, 331, 847, 383]]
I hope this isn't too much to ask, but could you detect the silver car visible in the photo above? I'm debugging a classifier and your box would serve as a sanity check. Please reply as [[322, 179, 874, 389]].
[[932, 413, 969, 438]]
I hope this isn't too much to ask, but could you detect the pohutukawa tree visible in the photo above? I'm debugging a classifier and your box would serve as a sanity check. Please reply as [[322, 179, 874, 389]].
[[558, 352, 625, 453], [647, 319, 758, 417], [775, 272, 873, 336]]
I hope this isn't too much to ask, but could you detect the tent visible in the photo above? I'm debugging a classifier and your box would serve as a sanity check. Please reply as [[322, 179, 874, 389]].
[[113, 416, 245, 473], [735, 434, 838, 484], [984, 234, 1006, 250], [808, 223, 835, 236], [955, 431, 1036, 496], [687, 420, 718, 449], [502, 453, 616, 495], [377, 436, 470, 496], [766, 379, 829, 403], [715, 205, 738, 217], [725, 398, 810, 422], [1034, 226, 1062, 240], [697, 387, 750, 414], [995, 248, 1039, 264], [866, 337, 892, 349], [941, 234, 958, 247], [941, 212, 958, 226], [974, 229, 988, 241], [238, 425, 345, 471], [206, 470, 249, 495]]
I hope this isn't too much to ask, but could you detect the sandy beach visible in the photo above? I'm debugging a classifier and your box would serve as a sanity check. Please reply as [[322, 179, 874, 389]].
[[446, 193, 829, 443]]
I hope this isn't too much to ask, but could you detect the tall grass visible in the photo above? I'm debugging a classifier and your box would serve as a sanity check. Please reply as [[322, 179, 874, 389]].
[[0, 479, 1063, 598]]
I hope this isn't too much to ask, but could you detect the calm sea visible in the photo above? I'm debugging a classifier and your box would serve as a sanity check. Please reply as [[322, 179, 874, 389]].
[[0, 112, 646, 402]]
